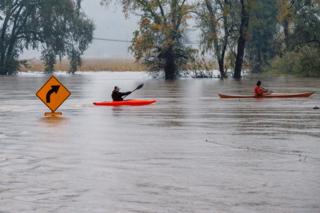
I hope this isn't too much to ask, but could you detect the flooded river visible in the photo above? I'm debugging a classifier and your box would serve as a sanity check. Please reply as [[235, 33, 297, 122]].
[[0, 72, 319, 212]]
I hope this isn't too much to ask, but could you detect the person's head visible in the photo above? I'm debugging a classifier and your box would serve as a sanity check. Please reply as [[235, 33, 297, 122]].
[[114, 86, 120, 91], [256, 81, 261, 86]]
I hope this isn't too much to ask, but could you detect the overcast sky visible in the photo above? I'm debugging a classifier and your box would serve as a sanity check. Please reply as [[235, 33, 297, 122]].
[[81, 0, 139, 58], [22, 0, 198, 59], [23, 0, 139, 59]]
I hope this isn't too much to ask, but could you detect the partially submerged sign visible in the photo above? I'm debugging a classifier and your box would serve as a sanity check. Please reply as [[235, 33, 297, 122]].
[[36, 75, 71, 113]]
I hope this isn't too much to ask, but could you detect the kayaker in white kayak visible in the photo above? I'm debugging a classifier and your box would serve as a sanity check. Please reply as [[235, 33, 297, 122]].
[[111, 86, 132, 101]]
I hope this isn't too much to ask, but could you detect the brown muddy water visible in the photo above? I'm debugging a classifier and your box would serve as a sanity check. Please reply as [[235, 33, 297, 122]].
[[0, 72, 319, 213]]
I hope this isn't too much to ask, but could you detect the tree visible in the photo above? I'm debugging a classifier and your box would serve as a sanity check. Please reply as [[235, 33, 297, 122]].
[[102, 0, 195, 80], [42, 0, 94, 73], [271, 45, 320, 77], [246, 0, 278, 73], [197, 0, 237, 78], [270, 0, 320, 77], [275, 0, 320, 50], [0, 0, 94, 75], [289, 0, 320, 48], [276, 0, 294, 49], [233, 0, 251, 79]]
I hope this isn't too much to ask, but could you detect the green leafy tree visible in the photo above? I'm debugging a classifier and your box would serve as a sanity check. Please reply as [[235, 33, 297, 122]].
[[246, 0, 278, 73], [290, 0, 320, 48], [276, 0, 319, 50], [102, 0, 195, 80], [0, 0, 94, 75], [41, 0, 94, 73], [271, 0, 320, 76]]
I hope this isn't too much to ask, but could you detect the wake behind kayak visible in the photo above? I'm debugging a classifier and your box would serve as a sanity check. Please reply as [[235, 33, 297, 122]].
[[93, 99, 156, 106]]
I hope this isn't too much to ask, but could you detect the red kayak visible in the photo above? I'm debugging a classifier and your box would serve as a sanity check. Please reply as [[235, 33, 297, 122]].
[[219, 92, 314, 99], [93, 99, 157, 106]]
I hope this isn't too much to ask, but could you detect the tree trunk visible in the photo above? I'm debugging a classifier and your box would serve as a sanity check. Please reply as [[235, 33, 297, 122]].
[[234, 0, 250, 79], [0, 4, 26, 75], [218, 57, 226, 78], [219, 32, 228, 78], [0, 15, 11, 73], [205, 0, 226, 79], [164, 48, 176, 80], [0, 41, 17, 75], [283, 19, 289, 49], [0, 48, 5, 75]]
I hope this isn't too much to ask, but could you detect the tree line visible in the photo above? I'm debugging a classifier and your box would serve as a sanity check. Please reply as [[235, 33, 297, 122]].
[[1, 0, 319, 80], [102, 0, 319, 79]]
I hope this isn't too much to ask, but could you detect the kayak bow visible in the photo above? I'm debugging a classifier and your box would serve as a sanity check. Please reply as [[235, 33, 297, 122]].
[[219, 92, 314, 99], [93, 99, 157, 106]]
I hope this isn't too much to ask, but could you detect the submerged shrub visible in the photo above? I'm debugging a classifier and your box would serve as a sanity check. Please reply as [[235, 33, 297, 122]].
[[270, 45, 320, 77]]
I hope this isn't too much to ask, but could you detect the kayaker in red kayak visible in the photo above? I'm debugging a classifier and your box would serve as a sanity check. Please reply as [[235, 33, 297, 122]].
[[111, 86, 132, 101], [254, 81, 269, 97]]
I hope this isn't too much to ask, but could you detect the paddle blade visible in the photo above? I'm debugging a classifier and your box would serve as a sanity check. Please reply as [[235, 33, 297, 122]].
[[136, 84, 144, 90]]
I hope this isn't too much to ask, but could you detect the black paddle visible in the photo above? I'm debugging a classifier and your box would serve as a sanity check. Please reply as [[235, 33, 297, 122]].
[[123, 83, 144, 98]]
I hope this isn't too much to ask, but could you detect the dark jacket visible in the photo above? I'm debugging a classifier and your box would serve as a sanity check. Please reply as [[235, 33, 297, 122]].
[[111, 90, 131, 101]]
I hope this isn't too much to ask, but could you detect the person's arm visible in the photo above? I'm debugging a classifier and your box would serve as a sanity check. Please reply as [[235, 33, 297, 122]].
[[119, 91, 132, 98], [261, 87, 268, 93]]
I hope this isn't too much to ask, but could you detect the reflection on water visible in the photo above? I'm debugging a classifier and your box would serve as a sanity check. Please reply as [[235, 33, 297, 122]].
[[39, 116, 69, 126], [0, 72, 319, 213]]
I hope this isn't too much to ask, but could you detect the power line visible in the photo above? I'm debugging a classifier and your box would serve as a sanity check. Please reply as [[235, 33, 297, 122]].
[[93, 36, 199, 45], [93, 37, 131, 43]]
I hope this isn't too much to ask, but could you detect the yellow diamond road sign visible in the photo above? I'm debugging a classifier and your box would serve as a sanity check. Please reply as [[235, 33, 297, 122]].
[[36, 75, 71, 112]]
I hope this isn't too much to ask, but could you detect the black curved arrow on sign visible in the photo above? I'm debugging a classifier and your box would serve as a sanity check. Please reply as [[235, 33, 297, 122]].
[[46, 85, 60, 103]]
